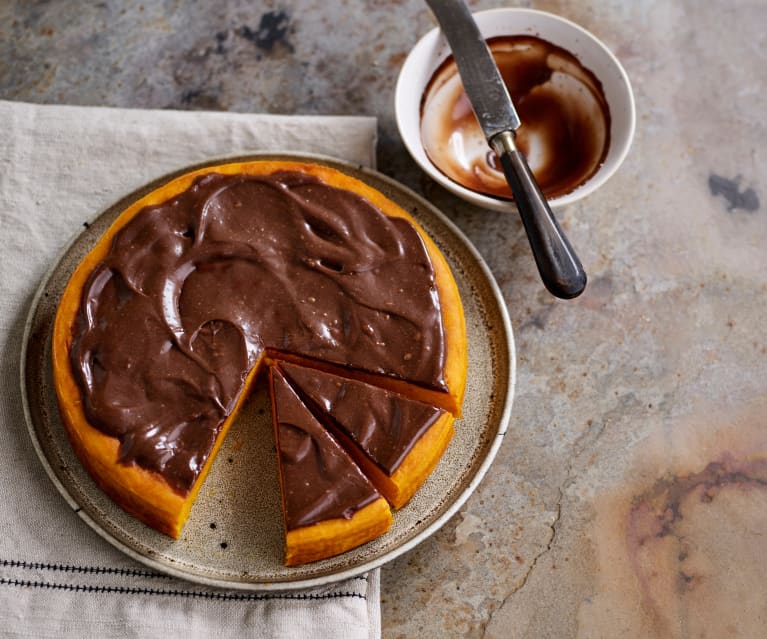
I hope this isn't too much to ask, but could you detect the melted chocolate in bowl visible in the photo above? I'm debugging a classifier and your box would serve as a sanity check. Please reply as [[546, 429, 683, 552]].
[[420, 35, 611, 200]]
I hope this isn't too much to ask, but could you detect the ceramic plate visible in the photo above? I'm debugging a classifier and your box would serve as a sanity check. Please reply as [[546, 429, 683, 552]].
[[20, 153, 515, 590]]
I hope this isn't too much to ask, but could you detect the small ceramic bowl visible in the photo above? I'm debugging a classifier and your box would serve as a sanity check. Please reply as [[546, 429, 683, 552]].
[[395, 8, 635, 210]]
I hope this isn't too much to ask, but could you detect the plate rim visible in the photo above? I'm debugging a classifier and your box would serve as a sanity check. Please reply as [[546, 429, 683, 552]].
[[19, 151, 516, 591]]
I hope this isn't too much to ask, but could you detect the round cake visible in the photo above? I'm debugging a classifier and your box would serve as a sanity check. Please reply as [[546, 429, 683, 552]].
[[52, 160, 467, 564]]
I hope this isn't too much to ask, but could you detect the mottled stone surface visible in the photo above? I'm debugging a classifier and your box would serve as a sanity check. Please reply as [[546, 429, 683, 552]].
[[3, 1, 766, 637]]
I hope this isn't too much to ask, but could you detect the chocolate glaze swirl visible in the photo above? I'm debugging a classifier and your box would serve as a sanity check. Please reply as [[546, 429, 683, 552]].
[[281, 361, 444, 475], [271, 369, 380, 529], [70, 171, 446, 494]]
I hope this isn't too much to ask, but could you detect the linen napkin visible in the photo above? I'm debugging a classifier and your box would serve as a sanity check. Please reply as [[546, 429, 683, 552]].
[[0, 100, 381, 639]]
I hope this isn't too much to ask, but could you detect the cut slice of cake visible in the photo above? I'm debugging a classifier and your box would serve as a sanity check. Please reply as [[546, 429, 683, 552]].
[[269, 367, 392, 565], [279, 361, 454, 510]]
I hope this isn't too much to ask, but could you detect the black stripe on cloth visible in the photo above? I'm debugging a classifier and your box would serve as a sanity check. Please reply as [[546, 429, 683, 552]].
[[0, 578, 367, 601], [0, 559, 166, 579], [0, 559, 368, 584]]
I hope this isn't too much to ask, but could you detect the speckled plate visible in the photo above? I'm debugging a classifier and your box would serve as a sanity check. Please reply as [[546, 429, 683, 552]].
[[20, 153, 515, 591]]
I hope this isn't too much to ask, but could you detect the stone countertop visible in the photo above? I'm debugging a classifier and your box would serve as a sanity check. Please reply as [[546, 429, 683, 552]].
[[3, 1, 766, 637]]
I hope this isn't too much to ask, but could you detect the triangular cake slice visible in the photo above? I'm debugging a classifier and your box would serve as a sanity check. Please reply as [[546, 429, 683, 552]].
[[279, 361, 454, 509], [269, 367, 392, 565]]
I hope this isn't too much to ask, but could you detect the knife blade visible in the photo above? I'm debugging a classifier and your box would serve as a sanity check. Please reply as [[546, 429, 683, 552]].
[[424, 0, 587, 299]]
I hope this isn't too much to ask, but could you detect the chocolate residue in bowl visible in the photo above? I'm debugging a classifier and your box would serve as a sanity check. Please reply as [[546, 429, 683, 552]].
[[420, 36, 611, 200]]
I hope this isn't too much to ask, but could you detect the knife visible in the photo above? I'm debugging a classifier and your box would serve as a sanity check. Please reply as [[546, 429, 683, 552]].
[[424, 0, 587, 299]]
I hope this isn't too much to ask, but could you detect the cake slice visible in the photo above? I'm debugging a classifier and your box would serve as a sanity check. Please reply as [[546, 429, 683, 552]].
[[279, 361, 454, 510], [269, 367, 392, 565]]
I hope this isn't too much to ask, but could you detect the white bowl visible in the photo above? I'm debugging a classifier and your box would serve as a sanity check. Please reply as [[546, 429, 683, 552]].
[[395, 8, 636, 210]]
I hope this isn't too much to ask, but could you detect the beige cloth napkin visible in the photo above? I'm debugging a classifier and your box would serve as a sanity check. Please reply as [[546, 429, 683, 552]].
[[0, 100, 381, 639]]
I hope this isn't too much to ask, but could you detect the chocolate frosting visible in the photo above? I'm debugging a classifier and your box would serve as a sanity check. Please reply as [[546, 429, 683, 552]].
[[280, 361, 444, 475], [70, 170, 446, 494], [271, 369, 380, 529], [421, 35, 611, 200]]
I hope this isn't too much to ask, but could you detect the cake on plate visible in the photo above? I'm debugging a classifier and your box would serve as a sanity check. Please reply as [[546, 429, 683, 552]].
[[52, 159, 467, 564]]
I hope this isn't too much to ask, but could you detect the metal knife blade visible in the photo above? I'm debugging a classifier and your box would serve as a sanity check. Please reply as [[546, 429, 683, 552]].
[[424, 0, 587, 299], [424, 0, 520, 140]]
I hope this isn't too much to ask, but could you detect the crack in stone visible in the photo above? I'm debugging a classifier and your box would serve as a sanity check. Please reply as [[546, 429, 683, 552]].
[[481, 484, 564, 638], [480, 417, 605, 637]]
